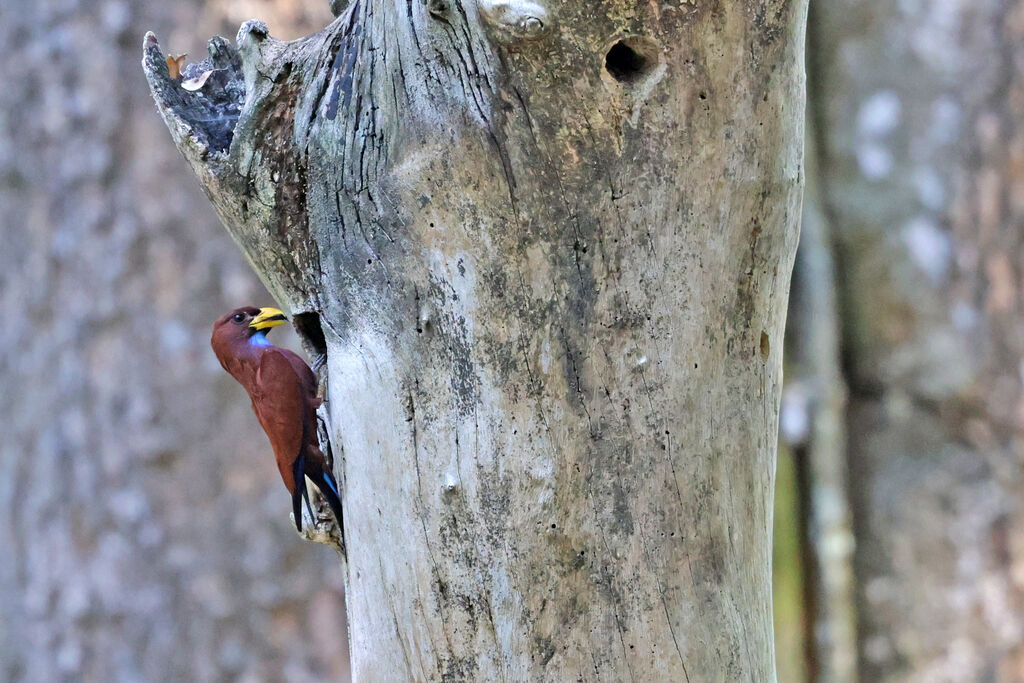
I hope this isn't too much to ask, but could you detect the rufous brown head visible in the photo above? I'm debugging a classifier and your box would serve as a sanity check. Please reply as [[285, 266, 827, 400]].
[[211, 306, 288, 369]]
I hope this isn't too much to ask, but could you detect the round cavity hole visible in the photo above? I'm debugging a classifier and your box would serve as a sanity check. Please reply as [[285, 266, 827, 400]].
[[604, 37, 658, 84]]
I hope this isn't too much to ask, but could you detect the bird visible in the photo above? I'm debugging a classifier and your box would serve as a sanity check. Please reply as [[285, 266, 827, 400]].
[[211, 306, 344, 538]]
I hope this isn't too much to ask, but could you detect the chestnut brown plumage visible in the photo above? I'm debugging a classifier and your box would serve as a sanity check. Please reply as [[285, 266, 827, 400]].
[[211, 306, 343, 537]]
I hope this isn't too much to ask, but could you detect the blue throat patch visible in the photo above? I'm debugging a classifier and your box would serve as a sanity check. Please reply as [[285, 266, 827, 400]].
[[249, 330, 273, 348]]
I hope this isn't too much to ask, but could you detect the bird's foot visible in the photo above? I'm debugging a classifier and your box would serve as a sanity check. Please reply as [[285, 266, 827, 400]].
[[311, 353, 327, 374], [292, 498, 345, 553]]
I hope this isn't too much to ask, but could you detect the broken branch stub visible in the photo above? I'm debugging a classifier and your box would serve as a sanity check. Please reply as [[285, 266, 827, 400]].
[[142, 27, 325, 319], [143, 32, 244, 154]]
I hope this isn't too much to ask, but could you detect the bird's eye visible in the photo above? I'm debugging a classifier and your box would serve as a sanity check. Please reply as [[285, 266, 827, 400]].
[[232, 313, 246, 323]]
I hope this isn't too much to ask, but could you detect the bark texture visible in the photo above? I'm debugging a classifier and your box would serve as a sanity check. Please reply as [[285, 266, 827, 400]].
[[145, 0, 808, 678], [811, 0, 1024, 679], [0, 1, 350, 680]]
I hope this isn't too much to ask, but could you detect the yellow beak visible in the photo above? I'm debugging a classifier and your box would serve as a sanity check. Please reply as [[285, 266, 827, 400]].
[[249, 307, 287, 330]]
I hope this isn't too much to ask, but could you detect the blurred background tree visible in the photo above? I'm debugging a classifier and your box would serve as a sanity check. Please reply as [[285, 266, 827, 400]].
[[2, 0, 1023, 681], [775, 0, 1024, 681], [0, 1, 349, 680]]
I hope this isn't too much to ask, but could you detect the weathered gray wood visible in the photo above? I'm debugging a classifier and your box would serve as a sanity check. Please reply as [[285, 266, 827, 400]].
[[144, 0, 808, 678]]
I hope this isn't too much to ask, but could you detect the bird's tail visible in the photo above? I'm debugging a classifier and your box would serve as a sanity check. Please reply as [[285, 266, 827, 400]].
[[292, 456, 306, 533], [311, 466, 345, 542]]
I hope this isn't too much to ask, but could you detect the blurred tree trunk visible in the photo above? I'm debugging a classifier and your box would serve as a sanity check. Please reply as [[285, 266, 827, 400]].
[[810, 0, 1024, 679], [0, 1, 350, 680], [782, 122, 857, 683], [145, 0, 808, 678]]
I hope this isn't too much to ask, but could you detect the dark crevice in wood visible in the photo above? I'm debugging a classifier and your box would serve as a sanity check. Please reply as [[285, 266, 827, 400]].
[[294, 311, 328, 357]]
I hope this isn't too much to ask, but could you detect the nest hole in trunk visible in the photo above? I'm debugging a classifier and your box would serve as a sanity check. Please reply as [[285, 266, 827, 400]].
[[605, 37, 659, 84], [293, 311, 328, 358]]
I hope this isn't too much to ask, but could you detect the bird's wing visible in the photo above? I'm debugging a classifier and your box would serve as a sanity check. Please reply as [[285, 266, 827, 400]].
[[277, 347, 320, 406], [253, 348, 309, 491]]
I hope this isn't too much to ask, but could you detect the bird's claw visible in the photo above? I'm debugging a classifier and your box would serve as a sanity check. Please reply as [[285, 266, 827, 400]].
[[311, 353, 327, 374]]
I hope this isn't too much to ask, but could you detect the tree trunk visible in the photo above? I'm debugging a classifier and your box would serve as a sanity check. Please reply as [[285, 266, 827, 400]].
[[144, 0, 808, 677], [811, 0, 1024, 679]]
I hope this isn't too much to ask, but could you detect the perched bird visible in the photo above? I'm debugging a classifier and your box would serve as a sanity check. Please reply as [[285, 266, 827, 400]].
[[211, 306, 343, 537]]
